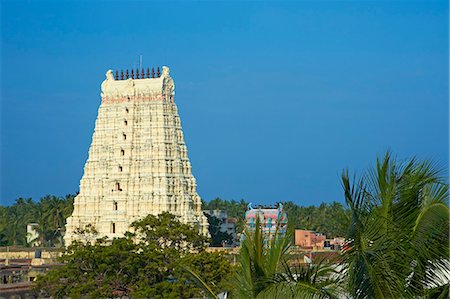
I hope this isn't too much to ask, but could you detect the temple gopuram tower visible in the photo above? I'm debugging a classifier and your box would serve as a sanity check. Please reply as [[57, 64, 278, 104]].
[[64, 66, 209, 244]]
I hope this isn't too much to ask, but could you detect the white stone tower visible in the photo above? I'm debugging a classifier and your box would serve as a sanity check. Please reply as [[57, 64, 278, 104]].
[[64, 66, 209, 244]]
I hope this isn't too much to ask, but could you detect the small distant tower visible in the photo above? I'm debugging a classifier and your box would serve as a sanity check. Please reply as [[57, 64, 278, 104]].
[[245, 203, 288, 238], [64, 66, 209, 244]]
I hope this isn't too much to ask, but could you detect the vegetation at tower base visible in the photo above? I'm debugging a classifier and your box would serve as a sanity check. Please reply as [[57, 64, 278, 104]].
[[2, 153, 447, 298], [190, 216, 342, 299], [188, 152, 450, 299], [34, 212, 233, 298], [233, 218, 341, 299], [0, 194, 74, 246], [0, 196, 349, 248], [203, 198, 249, 233], [341, 152, 449, 299], [282, 201, 350, 238], [202, 198, 350, 238], [206, 213, 235, 247]]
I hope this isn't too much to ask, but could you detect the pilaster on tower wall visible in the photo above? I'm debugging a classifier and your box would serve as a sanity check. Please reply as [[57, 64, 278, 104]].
[[64, 66, 209, 244]]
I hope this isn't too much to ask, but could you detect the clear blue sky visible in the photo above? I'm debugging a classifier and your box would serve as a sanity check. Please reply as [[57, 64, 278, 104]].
[[1, 1, 448, 206]]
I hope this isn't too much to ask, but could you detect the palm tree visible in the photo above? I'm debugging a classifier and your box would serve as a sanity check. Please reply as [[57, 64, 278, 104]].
[[232, 217, 340, 299], [341, 152, 449, 298], [232, 217, 290, 298], [256, 258, 342, 299], [35, 205, 53, 246], [42, 196, 66, 229], [187, 217, 340, 298], [5, 209, 22, 246], [62, 194, 75, 219], [40, 195, 66, 246]]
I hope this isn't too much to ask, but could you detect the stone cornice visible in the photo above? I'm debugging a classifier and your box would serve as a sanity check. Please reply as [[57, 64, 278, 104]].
[[101, 66, 174, 99]]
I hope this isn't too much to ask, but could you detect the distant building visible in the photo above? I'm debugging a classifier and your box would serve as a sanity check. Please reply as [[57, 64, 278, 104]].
[[294, 229, 326, 249], [244, 203, 288, 238], [26, 223, 39, 247], [204, 210, 237, 243], [324, 237, 345, 250]]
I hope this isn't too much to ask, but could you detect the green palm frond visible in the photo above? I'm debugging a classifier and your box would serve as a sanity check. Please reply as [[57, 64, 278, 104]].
[[183, 266, 219, 299], [341, 152, 449, 298], [233, 215, 339, 299], [258, 256, 342, 299]]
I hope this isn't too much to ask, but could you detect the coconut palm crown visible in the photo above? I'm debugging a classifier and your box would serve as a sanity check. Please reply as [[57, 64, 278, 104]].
[[341, 152, 449, 298]]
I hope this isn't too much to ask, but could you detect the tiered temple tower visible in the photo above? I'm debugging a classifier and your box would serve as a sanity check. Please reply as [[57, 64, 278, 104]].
[[64, 66, 209, 244]]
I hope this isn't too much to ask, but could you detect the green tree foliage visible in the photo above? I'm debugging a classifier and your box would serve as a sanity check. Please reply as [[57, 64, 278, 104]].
[[1, 195, 350, 247], [203, 198, 249, 232], [2, 198, 37, 246], [232, 216, 292, 298], [35, 213, 233, 298], [203, 197, 350, 238], [181, 251, 233, 295], [128, 212, 209, 253], [206, 213, 234, 247], [0, 194, 75, 246], [192, 216, 340, 299], [283, 201, 350, 238], [342, 152, 449, 298], [234, 219, 341, 298]]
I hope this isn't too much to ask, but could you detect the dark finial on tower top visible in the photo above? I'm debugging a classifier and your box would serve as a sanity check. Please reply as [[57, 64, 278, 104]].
[[114, 66, 165, 80]]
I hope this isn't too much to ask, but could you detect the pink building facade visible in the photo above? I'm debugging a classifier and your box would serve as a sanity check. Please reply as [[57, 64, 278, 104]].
[[295, 229, 326, 249], [245, 203, 288, 237]]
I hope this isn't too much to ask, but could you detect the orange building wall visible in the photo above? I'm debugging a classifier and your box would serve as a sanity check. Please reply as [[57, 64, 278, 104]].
[[295, 229, 326, 248]]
